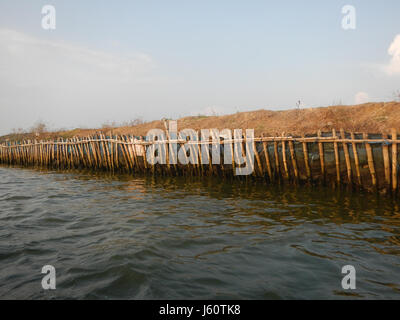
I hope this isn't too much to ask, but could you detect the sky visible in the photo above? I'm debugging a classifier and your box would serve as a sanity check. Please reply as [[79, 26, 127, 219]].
[[0, 0, 400, 135]]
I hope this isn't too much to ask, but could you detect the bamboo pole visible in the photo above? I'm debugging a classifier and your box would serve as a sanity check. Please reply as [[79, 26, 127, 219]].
[[141, 137, 148, 171], [273, 140, 280, 179], [350, 132, 362, 185], [317, 130, 325, 181], [1, 131, 399, 195], [363, 133, 377, 188], [124, 135, 135, 171], [253, 140, 263, 177], [104, 134, 112, 170], [91, 137, 98, 168], [288, 139, 299, 181], [233, 134, 242, 177], [125, 136, 135, 171], [246, 132, 255, 178], [81, 138, 89, 168], [262, 134, 273, 180], [281, 133, 289, 180], [340, 129, 352, 184], [382, 133, 391, 188], [118, 135, 130, 171], [165, 134, 172, 175], [332, 129, 341, 185], [227, 131, 234, 177], [301, 134, 311, 181], [131, 137, 140, 172], [76, 137, 85, 167], [110, 136, 115, 171], [206, 134, 213, 176], [392, 129, 398, 192], [114, 137, 119, 169], [95, 136, 104, 169], [76, 137, 85, 168], [192, 134, 200, 176]]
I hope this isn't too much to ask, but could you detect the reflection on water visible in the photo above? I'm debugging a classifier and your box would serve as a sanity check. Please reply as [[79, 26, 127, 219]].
[[0, 166, 400, 299]]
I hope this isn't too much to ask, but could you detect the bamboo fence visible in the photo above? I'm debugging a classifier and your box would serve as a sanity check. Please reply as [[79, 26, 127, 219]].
[[0, 129, 399, 194]]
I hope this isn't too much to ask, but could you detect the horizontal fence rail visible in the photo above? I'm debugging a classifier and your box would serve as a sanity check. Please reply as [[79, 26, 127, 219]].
[[0, 129, 399, 195]]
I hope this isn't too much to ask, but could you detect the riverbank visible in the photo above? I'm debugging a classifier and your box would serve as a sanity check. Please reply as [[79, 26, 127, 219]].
[[1, 102, 400, 142], [0, 128, 398, 195]]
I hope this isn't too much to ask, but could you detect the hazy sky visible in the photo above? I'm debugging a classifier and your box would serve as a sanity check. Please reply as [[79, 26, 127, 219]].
[[0, 0, 400, 135]]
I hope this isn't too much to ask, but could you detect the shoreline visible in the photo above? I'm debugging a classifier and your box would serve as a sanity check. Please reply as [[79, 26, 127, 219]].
[[1, 128, 398, 196]]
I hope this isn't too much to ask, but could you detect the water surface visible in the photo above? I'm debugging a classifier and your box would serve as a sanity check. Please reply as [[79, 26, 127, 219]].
[[0, 166, 399, 299]]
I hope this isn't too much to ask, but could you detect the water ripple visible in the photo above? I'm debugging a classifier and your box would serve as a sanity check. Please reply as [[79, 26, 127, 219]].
[[0, 166, 400, 299]]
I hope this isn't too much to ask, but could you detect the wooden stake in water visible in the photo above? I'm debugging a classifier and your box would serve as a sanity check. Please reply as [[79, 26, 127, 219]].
[[301, 134, 311, 181], [317, 130, 325, 182], [281, 133, 289, 180], [332, 129, 341, 185], [350, 132, 362, 185], [288, 139, 299, 181], [253, 139, 263, 177], [262, 134, 273, 181], [382, 133, 391, 188], [273, 139, 280, 179], [363, 132, 377, 188], [340, 129, 352, 184], [392, 128, 398, 192]]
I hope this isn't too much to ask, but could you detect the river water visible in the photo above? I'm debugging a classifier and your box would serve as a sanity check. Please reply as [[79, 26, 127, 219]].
[[0, 166, 399, 299]]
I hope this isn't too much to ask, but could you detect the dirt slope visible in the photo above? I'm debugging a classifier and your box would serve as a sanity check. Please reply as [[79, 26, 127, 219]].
[[2, 102, 400, 141]]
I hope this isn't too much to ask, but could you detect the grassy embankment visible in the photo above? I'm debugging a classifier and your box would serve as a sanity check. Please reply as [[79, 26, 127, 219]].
[[2, 102, 400, 142]]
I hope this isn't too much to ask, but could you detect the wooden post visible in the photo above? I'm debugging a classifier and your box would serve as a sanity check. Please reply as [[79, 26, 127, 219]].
[[88, 136, 97, 169], [206, 133, 213, 176], [332, 129, 341, 185], [233, 133, 242, 177], [131, 137, 140, 172], [166, 133, 172, 175], [140, 137, 148, 170], [124, 135, 135, 171], [363, 132, 377, 188], [105, 135, 113, 171], [193, 134, 201, 176], [273, 140, 280, 178], [262, 134, 273, 181], [165, 124, 177, 174], [110, 136, 115, 171], [350, 132, 362, 185], [392, 128, 398, 192], [253, 139, 263, 177], [382, 133, 391, 188], [118, 136, 130, 171], [281, 133, 289, 179], [288, 139, 299, 181], [245, 132, 255, 178], [82, 138, 91, 168], [301, 134, 311, 181], [340, 129, 352, 184], [114, 136, 119, 170], [317, 130, 325, 182]]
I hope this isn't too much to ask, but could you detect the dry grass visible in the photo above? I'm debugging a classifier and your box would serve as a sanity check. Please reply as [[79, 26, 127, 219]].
[[2, 102, 400, 142]]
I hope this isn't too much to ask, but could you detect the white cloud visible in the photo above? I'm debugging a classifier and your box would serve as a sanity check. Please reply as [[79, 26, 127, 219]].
[[384, 34, 400, 75], [354, 91, 369, 104]]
